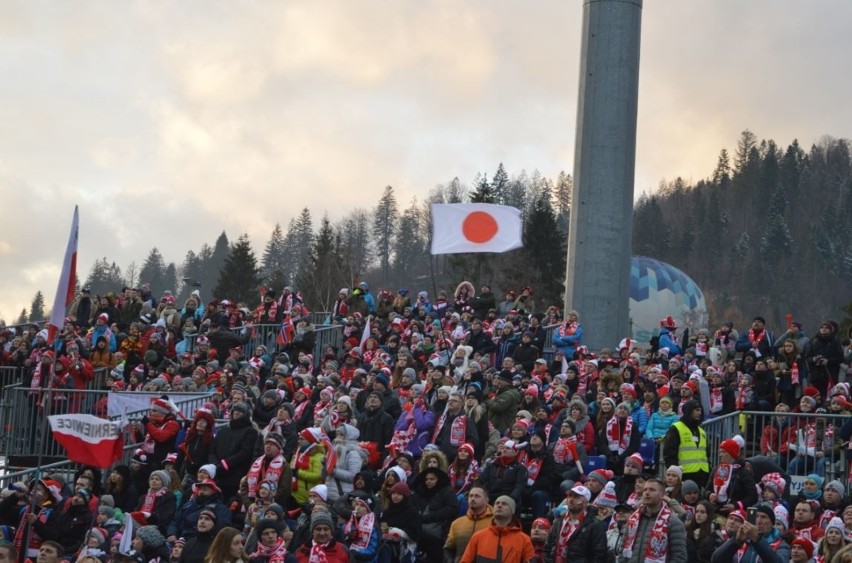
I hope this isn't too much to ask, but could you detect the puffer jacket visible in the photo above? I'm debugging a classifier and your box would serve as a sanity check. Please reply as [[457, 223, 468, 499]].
[[326, 423, 364, 502], [459, 518, 534, 563]]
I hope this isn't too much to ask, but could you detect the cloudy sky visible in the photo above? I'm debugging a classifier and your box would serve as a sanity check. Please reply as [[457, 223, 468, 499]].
[[2, 0, 851, 323]]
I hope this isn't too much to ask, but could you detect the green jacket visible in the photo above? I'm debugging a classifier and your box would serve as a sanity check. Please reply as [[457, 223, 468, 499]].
[[487, 387, 520, 433]]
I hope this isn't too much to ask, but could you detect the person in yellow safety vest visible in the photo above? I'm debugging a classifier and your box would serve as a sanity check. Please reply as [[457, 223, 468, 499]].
[[662, 400, 710, 489]]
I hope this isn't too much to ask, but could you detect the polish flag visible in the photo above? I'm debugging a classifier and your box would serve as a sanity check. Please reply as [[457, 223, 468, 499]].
[[360, 315, 372, 349], [431, 203, 523, 254], [48, 206, 79, 344], [48, 413, 124, 468]]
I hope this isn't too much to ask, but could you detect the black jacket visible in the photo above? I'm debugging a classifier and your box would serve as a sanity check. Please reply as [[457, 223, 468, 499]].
[[209, 416, 259, 488], [356, 406, 394, 453], [410, 469, 459, 541], [477, 458, 528, 508], [380, 496, 422, 542], [543, 507, 608, 563], [178, 529, 216, 563]]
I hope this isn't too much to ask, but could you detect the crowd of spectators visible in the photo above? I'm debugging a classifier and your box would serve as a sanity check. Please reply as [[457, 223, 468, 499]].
[[0, 279, 851, 563]]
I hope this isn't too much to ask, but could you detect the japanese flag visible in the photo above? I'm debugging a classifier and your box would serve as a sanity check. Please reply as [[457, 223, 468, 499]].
[[431, 203, 523, 254]]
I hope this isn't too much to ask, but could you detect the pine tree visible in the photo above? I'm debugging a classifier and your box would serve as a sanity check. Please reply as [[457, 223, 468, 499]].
[[491, 163, 509, 204], [261, 223, 288, 291], [553, 171, 572, 234], [298, 216, 346, 310], [17, 309, 28, 324], [179, 250, 202, 301], [205, 232, 231, 292], [139, 248, 167, 296], [164, 263, 178, 296], [522, 183, 566, 305], [394, 198, 426, 280], [125, 261, 138, 289], [29, 291, 45, 322], [214, 234, 259, 303], [712, 149, 732, 188], [338, 209, 371, 284], [373, 186, 398, 285], [470, 173, 494, 203], [503, 170, 529, 210]]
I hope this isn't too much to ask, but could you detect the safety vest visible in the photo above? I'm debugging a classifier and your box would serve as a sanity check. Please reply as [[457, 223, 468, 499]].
[[674, 421, 709, 473]]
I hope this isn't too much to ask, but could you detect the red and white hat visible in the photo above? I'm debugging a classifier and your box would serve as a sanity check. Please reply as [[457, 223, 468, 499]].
[[299, 428, 324, 444], [98, 313, 109, 323], [625, 453, 644, 470], [512, 419, 530, 433], [150, 398, 172, 415], [593, 482, 618, 508], [659, 316, 677, 329], [458, 443, 475, 458]]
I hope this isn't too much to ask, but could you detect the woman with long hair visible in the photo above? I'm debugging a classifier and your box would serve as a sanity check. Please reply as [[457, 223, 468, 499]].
[[104, 464, 138, 512], [205, 527, 248, 563], [448, 444, 481, 513], [817, 517, 849, 563], [685, 500, 717, 563], [179, 408, 216, 487], [595, 397, 616, 432]]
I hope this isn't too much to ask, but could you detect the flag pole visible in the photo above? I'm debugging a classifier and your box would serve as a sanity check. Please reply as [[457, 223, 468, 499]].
[[20, 206, 78, 563]]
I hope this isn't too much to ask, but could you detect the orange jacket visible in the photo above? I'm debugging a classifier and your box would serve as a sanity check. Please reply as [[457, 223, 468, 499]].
[[459, 518, 534, 563]]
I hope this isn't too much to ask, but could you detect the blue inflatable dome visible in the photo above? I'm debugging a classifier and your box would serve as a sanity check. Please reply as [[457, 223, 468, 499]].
[[629, 256, 707, 345]]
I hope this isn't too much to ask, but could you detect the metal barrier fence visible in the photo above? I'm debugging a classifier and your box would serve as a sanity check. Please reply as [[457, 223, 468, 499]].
[[0, 386, 213, 460], [702, 410, 851, 495], [179, 322, 343, 370]]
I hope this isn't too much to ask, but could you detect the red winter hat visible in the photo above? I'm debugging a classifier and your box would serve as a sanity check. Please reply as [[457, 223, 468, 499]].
[[719, 438, 741, 459], [531, 517, 552, 531], [192, 478, 221, 495], [458, 443, 475, 458], [625, 453, 644, 469], [512, 419, 530, 432], [150, 398, 172, 415], [791, 538, 814, 559], [659, 316, 677, 329], [525, 385, 539, 397], [803, 386, 820, 398]]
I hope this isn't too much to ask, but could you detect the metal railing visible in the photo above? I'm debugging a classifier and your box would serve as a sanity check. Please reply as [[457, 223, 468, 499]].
[[0, 386, 213, 460], [178, 322, 343, 369], [702, 410, 851, 496]]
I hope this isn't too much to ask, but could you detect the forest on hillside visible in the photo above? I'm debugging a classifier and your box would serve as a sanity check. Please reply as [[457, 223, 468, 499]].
[[633, 131, 851, 333], [7, 132, 851, 336]]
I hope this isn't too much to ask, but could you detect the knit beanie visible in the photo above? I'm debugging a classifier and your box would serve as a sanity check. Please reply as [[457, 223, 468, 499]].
[[199, 464, 217, 479], [719, 438, 740, 459], [625, 453, 644, 470], [496, 495, 516, 515], [825, 479, 846, 497], [592, 482, 618, 508], [666, 465, 683, 480], [588, 469, 614, 487], [310, 510, 334, 532], [136, 525, 165, 549], [681, 480, 700, 495], [150, 470, 171, 489]]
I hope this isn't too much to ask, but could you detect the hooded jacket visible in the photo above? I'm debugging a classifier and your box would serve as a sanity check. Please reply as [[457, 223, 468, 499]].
[[326, 424, 363, 502], [459, 517, 535, 563], [411, 468, 459, 540]]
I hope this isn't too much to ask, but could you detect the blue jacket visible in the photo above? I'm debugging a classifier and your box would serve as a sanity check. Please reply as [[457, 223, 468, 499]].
[[645, 410, 679, 440], [629, 402, 649, 435], [658, 328, 682, 356], [552, 323, 583, 357]]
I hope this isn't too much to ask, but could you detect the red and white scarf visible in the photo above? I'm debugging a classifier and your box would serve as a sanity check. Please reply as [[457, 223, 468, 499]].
[[518, 450, 543, 485], [819, 509, 838, 528], [251, 537, 288, 563], [14, 504, 52, 557], [313, 399, 330, 421], [622, 503, 673, 563], [552, 436, 580, 464], [748, 328, 764, 349], [710, 386, 724, 413], [389, 410, 417, 452], [790, 360, 800, 385], [448, 460, 481, 494], [712, 463, 739, 503], [735, 382, 750, 410], [344, 511, 375, 551], [555, 511, 585, 563], [606, 416, 633, 454], [140, 487, 166, 517], [432, 412, 467, 447], [560, 321, 578, 338], [247, 454, 285, 498], [308, 541, 331, 563], [293, 398, 311, 421]]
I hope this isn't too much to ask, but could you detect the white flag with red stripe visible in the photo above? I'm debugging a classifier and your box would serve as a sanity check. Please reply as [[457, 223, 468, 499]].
[[360, 315, 372, 349], [48, 413, 124, 468], [48, 206, 79, 344], [431, 203, 523, 254]]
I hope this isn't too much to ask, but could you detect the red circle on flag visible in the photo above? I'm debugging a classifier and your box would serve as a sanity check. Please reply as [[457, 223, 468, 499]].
[[462, 211, 498, 243]]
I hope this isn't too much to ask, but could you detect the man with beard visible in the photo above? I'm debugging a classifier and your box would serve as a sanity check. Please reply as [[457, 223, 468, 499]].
[[735, 316, 774, 361], [663, 400, 710, 488], [209, 401, 259, 501], [434, 392, 479, 462], [477, 440, 528, 509], [444, 486, 494, 563], [486, 370, 520, 434], [178, 509, 220, 563], [543, 484, 607, 563], [549, 419, 587, 483]]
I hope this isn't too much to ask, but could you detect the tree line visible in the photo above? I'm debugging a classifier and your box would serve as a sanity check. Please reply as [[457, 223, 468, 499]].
[[7, 134, 851, 336]]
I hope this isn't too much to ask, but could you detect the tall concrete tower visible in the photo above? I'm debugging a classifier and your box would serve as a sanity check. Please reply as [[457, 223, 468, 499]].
[[565, 0, 642, 351]]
